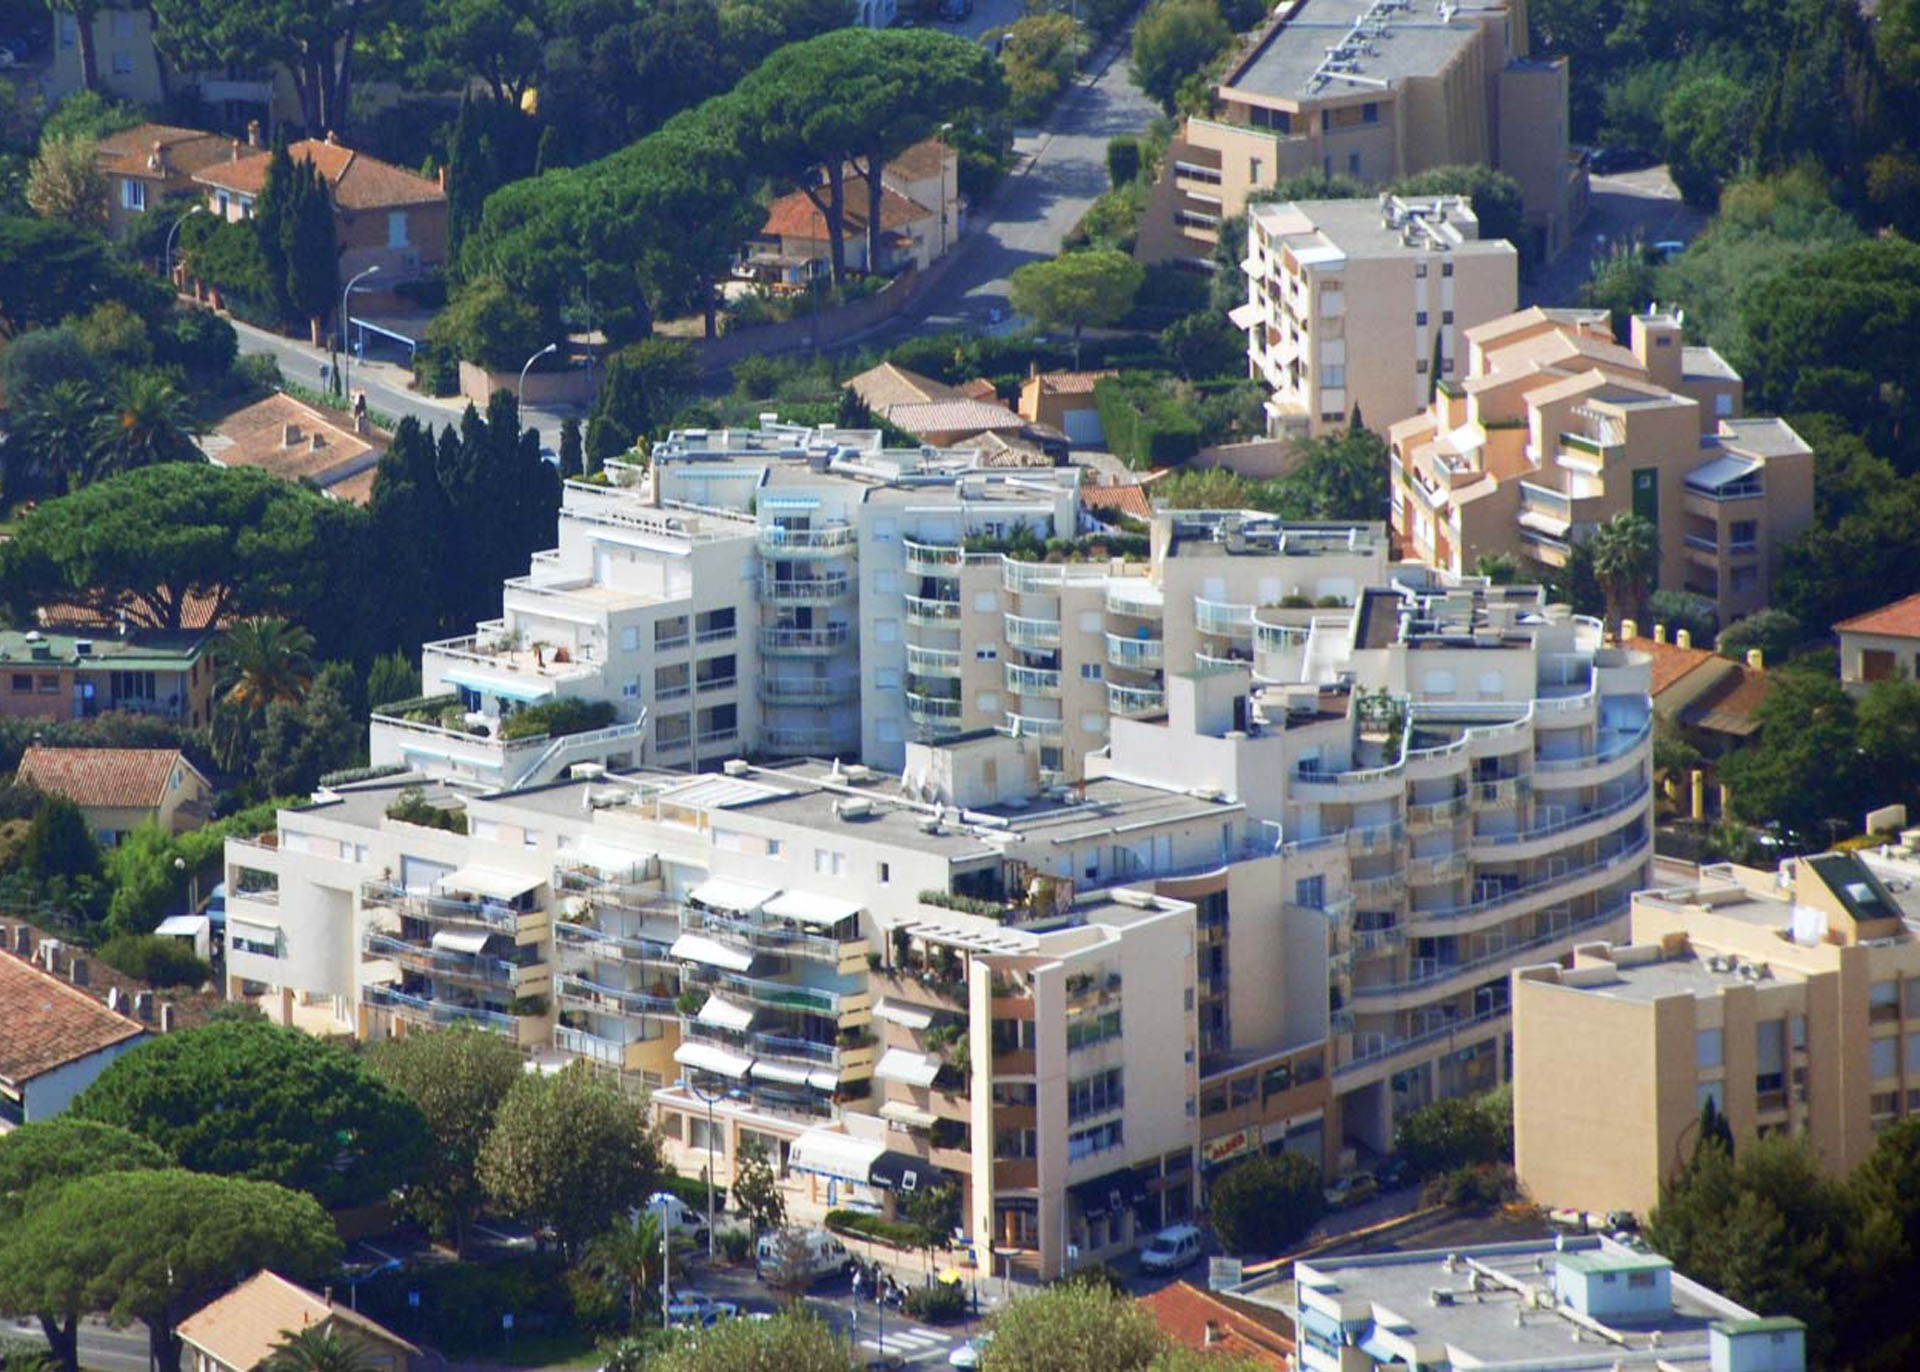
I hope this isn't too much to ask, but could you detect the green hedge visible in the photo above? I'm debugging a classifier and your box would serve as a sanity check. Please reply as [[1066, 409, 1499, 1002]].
[[659, 1171, 728, 1214], [825, 1209, 930, 1249], [499, 698, 618, 741], [1093, 374, 1202, 469], [903, 1280, 968, 1322]]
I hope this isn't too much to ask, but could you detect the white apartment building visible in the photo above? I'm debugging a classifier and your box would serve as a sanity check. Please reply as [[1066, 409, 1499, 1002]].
[[1092, 579, 1653, 1154], [371, 419, 1391, 785], [1238, 196, 1519, 439]]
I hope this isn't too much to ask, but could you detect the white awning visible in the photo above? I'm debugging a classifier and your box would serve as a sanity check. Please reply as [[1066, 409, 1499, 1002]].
[[1227, 302, 1262, 330], [808, 1068, 839, 1092], [674, 1041, 754, 1079], [155, 915, 210, 938], [229, 912, 280, 935], [871, 998, 934, 1031], [669, 933, 754, 972], [879, 1100, 938, 1128], [431, 929, 492, 955], [874, 1048, 941, 1088], [750, 1060, 813, 1086], [570, 840, 653, 879], [764, 890, 862, 927], [696, 996, 755, 1032], [788, 1129, 886, 1184], [687, 877, 778, 913], [440, 867, 541, 901]]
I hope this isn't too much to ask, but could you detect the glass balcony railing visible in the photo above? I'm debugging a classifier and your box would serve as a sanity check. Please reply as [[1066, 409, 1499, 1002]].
[[761, 624, 851, 653], [1005, 614, 1062, 650], [758, 524, 856, 556], [905, 644, 962, 678], [1107, 682, 1165, 716], [1194, 597, 1254, 637], [906, 690, 963, 724], [1003, 662, 1062, 697], [905, 595, 962, 625], [904, 540, 965, 575], [760, 574, 851, 603], [1106, 633, 1164, 670], [1005, 712, 1064, 739]]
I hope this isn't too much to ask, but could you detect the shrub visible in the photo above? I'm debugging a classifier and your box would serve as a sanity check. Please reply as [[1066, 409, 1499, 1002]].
[[1106, 136, 1141, 189], [1394, 1087, 1512, 1180], [427, 276, 551, 371], [353, 1252, 577, 1354], [657, 1171, 729, 1214], [498, 698, 618, 741], [903, 1280, 967, 1323], [825, 1208, 930, 1249], [717, 1227, 751, 1262], [1093, 373, 1203, 468], [384, 787, 469, 834], [1421, 1162, 1519, 1209], [93, 932, 210, 988], [316, 763, 410, 788], [1209, 1151, 1324, 1256]]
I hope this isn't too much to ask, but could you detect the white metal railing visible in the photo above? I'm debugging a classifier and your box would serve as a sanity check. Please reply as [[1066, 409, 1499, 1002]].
[[759, 524, 857, 554], [1194, 597, 1255, 637], [905, 645, 962, 677], [1005, 712, 1064, 739], [904, 539, 965, 574], [1004, 662, 1062, 697], [1107, 682, 1165, 716], [761, 624, 850, 652], [1471, 782, 1650, 849], [1337, 1006, 1505, 1075], [1005, 614, 1063, 650], [905, 595, 962, 624], [1106, 633, 1164, 669], [1533, 718, 1652, 773], [1350, 900, 1629, 1001], [1407, 837, 1650, 924], [761, 574, 850, 601], [1004, 560, 1107, 595]]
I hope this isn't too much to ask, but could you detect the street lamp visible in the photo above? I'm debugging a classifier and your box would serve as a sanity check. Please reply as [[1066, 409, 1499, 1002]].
[[685, 1069, 726, 1262], [340, 265, 381, 408], [937, 123, 954, 257], [163, 203, 204, 287], [518, 341, 560, 412], [172, 855, 199, 916]]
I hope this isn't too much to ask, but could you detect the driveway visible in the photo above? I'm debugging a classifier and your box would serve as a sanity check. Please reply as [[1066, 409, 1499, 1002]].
[[1524, 164, 1707, 309]]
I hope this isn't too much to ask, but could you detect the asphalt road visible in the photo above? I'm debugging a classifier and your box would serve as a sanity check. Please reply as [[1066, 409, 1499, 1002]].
[[1524, 164, 1707, 308], [4, 1316, 153, 1372]]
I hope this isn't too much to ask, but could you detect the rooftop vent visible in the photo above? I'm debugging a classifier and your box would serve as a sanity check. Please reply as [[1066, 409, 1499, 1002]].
[[722, 759, 752, 777]]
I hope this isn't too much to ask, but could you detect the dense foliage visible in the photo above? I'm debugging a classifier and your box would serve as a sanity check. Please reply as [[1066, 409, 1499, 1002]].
[[1207, 1150, 1325, 1256]]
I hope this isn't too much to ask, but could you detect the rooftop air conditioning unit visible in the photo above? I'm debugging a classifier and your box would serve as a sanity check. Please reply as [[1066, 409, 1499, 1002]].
[[835, 799, 875, 821], [570, 762, 607, 781], [1430, 1289, 1455, 1307], [843, 764, 874, 783], [1113, 888, 1156, 908], [723, 759, 752, 777]]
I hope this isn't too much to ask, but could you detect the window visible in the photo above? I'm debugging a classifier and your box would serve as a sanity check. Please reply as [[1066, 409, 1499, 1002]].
[[111, 50, 133, 75], [1067, 1120, 1123, 1160], [1697, 1080, 1723, 1113], [1250, 156, 1263, 181], [1079, 663, 1103, 681], [767, 839, 783, 858], [814, 848, 849, 877], [121, 179, 146, 212], [1066, 1008, 1122, 1051], [1322, 365, 1345, 388], [1715, 392, 1733, 418], [1294, 875, 1324, 910], [620, 626, 639, 651], [1871, 980, 1900, 1022], [1442, 310, 1453, 324], [1415, 311, 1428, 326], [1441, 262, 1453, 277], [875, 619, 898, 644], [1696, 1028, 1723, 1069], [994, 1128, 1038, 1159], [1415, 262, 1427, 279], [875, 667, 901, 691], [1362, 102, 1379, 123], [1347, 152, 1361, 176], [1067, 1067, 1124, 1121], [975, 645, 998, 661], [877, 861, 890, 884], [9, 675, 29, 693], [1873, 1036, 1899, 1080]]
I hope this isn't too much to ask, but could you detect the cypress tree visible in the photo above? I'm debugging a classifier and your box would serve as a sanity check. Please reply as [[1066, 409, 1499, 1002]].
[[558, 416, 583, 479]]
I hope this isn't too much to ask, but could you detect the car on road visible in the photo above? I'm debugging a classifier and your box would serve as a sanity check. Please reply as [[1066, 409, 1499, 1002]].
[[755, 1226, 853, 1285], [665, 1291, 739, 1327], [948, 1333, 992, 1368], [1324, 1172, 1379, 1211], [1138, 1224, 1204, 1274]]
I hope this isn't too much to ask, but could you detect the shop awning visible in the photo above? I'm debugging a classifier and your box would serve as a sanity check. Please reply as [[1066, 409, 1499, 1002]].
[[1067, 1167, 1146, 1219], [687, 877, 778, 913], [669, 933, 754, 972], [871, 998, 934, 1031], [695, 996, 755, 1032], [440, 867, 541, 902], [874, 1048, 941, 1088], [870, 1151, 946, 1193], [764, 890, 862, 927], [878, 1099, 938, 1129], [431, 929, 492, 955], [789, 1129, 887, 1184], [750, 1060, 813, 1087], [674, 1041, 754, 1079]]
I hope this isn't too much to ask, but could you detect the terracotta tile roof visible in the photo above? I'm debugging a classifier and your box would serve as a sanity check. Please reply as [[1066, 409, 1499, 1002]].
[[760, 174, 932, 241], [972, 431, 1054, 468], [1836, 591, 1920, 640], [956, 378, 1000, 402], [0, 946, 148, 1092], [196, 139, 444, 210], [202, 394, 381, 499], [1081, 482, 1153, 520], [1033, 370, 1116, 396], [1623, 635, 1718, 697], [178, 1271, 420, 1372], [1687, 665, 1771, 738], [0, 919, 219, 1030], [884, 139, 952, 184], [880, 398, 1026, 436], [97, 124, 234, 180], [1137, 1281, 1292, 1367], [16, 746, 203, 810], [846, 363, 960, 411], [38, 592, 223, 631], [323, 467, 380, 506]]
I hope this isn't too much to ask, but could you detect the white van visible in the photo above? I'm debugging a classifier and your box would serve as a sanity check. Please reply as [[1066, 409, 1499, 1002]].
[[1138, 1224, 1203, 1273], [643, 1191, 711, 1244], [754, 1227, 852, 1285]]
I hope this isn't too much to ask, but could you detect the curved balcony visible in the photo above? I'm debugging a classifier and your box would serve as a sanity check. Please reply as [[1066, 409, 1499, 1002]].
[[761, 624, 850, 655], [1349, 900, 1630, 1010], [1403, 836, 1651, 936], [1194, 597, 1255, 638], [759, 524, 857, 557], [1291, 760, 1405, 805], [1106, 582, 1163, 619], [1194, 649, 1257, 673], [761, 573, 851, 604], [1348, 870, 1406, 908], [904, 539, 965, 576], [1107, 682, 1165, 716], [905, 595, 962, 626], [1005, 712, 1064, 740], [1532, 718, 1653, 785], [1004, 560, 1107, 596], [1346, 820, 1404, 856], [1004, 662, 1062, 698], [1106, 633, 1164, 671], [1253, 620, 1310, 655], [1405, 851, 1469, 885], [905, 644, 962, 678], [1469, 783, 1652, 862], [1468, 775, 1530, 810], [759, 675, 857, 705], [906, 690, 963, 727], [1005, 614, 1062, 650], [1405, 793, 1467, 829]]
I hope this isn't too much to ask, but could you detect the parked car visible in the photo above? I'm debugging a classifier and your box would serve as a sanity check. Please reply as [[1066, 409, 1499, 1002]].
[[1138, 1224, 1204, 1274], [755, 1227, 852, 1285], [1323, 1172, 1378, 1210], [665, 1291, 739, 1327]]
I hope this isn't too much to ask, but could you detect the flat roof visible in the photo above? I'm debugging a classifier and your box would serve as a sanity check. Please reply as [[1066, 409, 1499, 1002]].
[[0, 629, 207, 668], [1227, 0, 1510, 100], [1252, 198, 1515, 262], [1544, 950, 1807, 1006]]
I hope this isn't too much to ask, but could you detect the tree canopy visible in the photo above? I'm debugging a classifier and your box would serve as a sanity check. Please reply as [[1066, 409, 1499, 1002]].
[[1009, 250, 1146, 358], [1130, 0, 1230, 115], [69, 1019, 430, 1208], [981, 1280, 1270, 1372], [1208, 1150, 1324, 1256]]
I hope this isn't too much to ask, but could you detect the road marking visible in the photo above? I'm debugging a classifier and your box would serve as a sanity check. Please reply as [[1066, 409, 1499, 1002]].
[[856, 1325, 949, 1354]]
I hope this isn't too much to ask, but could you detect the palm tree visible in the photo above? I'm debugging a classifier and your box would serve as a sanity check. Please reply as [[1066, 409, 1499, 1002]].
[[220, 617, 318, 713], [1587, 512, 1659, 634], [8, 379, 105, 494], [92, 371, 203, 475], [586, 1210, 685, 1331], [262, 1325, 375, 1372]]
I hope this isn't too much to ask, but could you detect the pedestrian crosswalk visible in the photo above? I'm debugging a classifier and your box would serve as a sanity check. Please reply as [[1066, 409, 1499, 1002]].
[[855, 1324, 953, 1362]]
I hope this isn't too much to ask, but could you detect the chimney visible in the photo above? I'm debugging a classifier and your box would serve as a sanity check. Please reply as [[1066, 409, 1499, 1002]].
[[231, 139, 242, 162], [436, 165, 447, 190], [149, 139, 166, 172], [246, 119, 262, 148], [70, 956, 88, 987], [134, 991, 153, 1023], [1676, 628, 1692, 649], [107, 986, 124, 1013], [324, 129, 338, 146], [13, 924, 31, 956], [310, 433, 326, 452], [1747, 648, 1763, 671], [1652, 623, 1666, 644], [1203, 1321, 1222, 1347], [160, 1002, 176, 1033], [283, 422, 302, 447]]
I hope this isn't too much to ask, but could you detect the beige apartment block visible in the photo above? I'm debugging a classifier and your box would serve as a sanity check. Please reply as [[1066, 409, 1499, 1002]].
[[1237, 196, 1519, 437], [1390, 305, 1813, 623], [1513, 847, 1920, 1219], [1138, 0, 1581, 270]]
